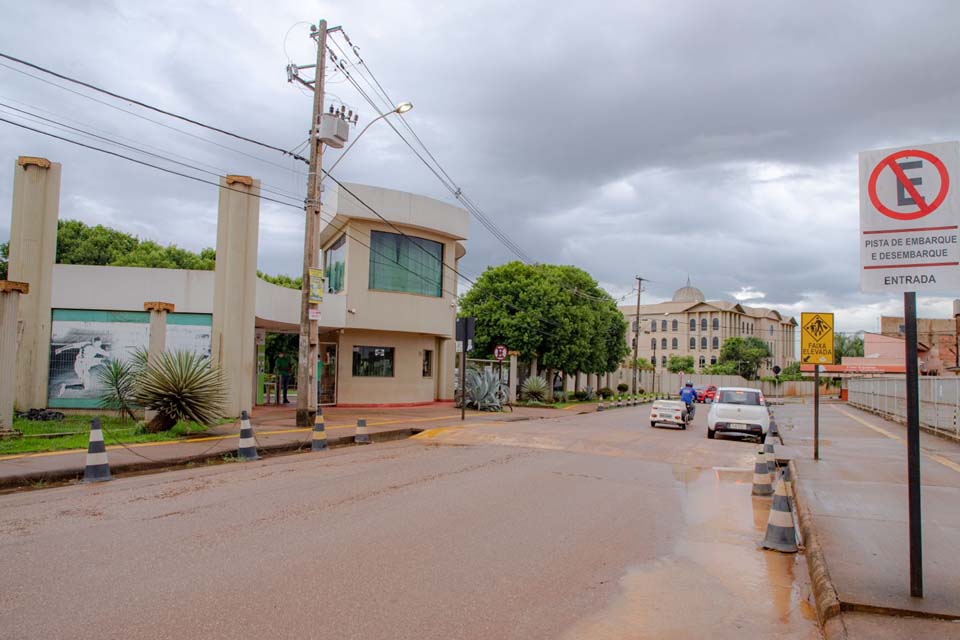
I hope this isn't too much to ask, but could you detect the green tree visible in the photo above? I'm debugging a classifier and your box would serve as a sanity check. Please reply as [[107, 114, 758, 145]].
[[702, 361, 739, 375], [719, 336, 772, 380], [0, 242, 8, 280], [777, 361, 804, 381], [258, 271, 303, 290], [634, 357, 654, 371], [834, 333, 864, 359], [666, 355, 695, 373]]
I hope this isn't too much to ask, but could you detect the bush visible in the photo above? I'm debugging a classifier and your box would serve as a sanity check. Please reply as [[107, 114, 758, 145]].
[[637, 388, 645, 395], [464, 368, 507, 411], [617, 383, 629, 393], [573, 390, 588, 401], [133, 351, 227, 432], [521, 375, 548, 402], [554, 392, 568, 403], [598, 387, 613, 399], [584, 386, 596, 401]]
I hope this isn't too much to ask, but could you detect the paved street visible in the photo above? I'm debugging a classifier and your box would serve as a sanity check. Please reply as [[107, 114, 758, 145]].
[[1, 405, 819, 639]]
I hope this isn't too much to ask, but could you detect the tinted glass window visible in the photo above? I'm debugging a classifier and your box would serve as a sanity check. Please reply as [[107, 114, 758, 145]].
[[324, 234, 346, 293], [369, 230, 443, 297], [352, 346, 394, 377], [718, 390, 761, 405]]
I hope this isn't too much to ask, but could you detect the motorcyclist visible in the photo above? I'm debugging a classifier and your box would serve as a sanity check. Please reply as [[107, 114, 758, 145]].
[[679, 382, 697, 422]]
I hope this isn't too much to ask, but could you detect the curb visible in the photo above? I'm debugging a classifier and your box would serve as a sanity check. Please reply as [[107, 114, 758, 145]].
[[790, 459, 848, 640], [0, 427, 421, 491]]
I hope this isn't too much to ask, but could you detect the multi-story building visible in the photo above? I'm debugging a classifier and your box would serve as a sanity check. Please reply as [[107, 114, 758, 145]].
[[619, 279, 797, 377]]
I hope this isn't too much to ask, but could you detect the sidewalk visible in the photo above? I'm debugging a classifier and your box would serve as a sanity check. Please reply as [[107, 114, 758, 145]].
[[774, 402, 960, 638], [0, 403, 563, 489]]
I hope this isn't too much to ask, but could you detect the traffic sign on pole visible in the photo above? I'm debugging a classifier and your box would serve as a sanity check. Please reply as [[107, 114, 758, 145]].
[[859, 141, 960, 293], [494, 345, 507, 361], [800, 312, 834, 365]]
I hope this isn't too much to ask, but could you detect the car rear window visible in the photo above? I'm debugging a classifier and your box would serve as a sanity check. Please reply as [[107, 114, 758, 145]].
[[718, 390, 761, 405]]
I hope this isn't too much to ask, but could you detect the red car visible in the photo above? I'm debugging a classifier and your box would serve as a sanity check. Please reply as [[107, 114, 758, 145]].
[[697, 385, 717, 403]]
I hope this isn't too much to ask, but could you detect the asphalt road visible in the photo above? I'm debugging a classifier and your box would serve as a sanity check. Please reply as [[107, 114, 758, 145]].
[[0, 405, 820, 639]]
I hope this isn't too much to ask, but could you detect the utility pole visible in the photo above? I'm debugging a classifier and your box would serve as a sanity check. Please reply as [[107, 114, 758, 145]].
[[296, 19, 328, 427], [632, 276, 645, 394]]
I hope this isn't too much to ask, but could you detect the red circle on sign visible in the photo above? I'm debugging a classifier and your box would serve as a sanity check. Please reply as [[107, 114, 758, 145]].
[[868, 149, 950, 221]]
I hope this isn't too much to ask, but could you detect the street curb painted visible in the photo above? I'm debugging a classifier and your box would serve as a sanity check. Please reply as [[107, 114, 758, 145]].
[[0, 427, 421, 491], [790, 459, 848, 640]]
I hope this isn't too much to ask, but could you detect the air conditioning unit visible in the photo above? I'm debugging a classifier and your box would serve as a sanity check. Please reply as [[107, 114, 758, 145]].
[[318, 114, 349, 149]]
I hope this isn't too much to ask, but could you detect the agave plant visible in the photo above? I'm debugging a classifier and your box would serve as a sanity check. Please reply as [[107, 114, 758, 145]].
[[464, 368, 507, 411], [96, 358, 140, 421], [520, 375, 548, 402], [133, 350, 227, 432]]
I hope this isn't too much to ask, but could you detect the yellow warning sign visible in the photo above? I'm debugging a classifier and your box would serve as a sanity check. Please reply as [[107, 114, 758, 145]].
[[801, 312, 835, 365]]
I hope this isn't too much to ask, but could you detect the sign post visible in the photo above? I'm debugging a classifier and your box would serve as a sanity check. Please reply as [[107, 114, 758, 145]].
[[456, 317, 476, 421], [494, 344, 507, 392], [858, 142, 960, 599], [801, 312, 835, 462]]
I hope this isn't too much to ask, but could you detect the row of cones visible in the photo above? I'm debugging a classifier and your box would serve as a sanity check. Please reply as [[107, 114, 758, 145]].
[[82, 409, 373, 483], [751, 422, 801, 554], [597, 395, 642, 411]]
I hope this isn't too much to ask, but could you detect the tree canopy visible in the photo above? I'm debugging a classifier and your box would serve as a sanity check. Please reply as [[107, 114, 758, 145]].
[[458, 262, 629, 376], [834, 333, 864, 359], [1, 220, 299, 288], [666, 355, 695, 374], [718, 336, 772, 380]]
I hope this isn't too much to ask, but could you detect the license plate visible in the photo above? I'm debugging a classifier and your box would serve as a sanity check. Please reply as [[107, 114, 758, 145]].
[[729, 423, 749, 431]]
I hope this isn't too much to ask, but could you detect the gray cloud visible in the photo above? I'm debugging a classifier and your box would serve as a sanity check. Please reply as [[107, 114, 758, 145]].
[[2, 0, 960, 334]]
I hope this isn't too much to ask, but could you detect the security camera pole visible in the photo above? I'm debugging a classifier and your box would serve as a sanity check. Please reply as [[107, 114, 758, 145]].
[[296, 19, 327, 427]]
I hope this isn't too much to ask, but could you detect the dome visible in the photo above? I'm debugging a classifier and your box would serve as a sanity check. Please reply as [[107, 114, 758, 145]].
[[671, 277, 705, 302]]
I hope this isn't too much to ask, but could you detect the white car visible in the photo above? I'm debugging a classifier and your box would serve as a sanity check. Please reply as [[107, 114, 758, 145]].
[[706, 387, 769, 442]]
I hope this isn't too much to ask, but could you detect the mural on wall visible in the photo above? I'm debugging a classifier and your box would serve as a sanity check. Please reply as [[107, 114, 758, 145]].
[[48, 310, 212, 408]]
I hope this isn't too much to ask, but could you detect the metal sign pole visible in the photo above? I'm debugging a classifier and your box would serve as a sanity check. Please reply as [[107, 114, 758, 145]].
[[460, 346, 466, 422], [814, 366, 820, 461], [903, 291, 923, 597]]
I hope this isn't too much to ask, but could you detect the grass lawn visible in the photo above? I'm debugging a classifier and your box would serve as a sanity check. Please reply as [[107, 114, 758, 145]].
[[1, 415, 214, 456]]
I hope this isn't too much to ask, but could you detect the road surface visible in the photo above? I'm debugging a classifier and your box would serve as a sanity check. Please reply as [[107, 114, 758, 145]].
[[0, 405, 819, 639]]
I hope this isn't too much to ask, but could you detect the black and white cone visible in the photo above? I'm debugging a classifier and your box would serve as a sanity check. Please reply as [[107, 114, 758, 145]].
[[764, 440, 777, 474], [312, 408, 328, 452], [761, 469, 799, 553], [83, 417, 111, 483], [354, 418, 370, 444], [751, 448, 773, 496], [238, 410, 259, 461]]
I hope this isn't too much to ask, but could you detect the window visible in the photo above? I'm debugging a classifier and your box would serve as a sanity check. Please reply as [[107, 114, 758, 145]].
[[769, 325, 774, 336], [712, 317, 719, 330], [324, 234, 346, 293], [661, 320, 667, 331], [699, 356, 706, 368], [672, 338, 678, 349], [689, 337, 696, 349], [710, 356, 717, 365], [712, 337, 719, 349], [632, 319, 639, 332], [369, 230, 443, 297], [651, 320, 657, 332], [701, 337, 707, 349], [718, 389, 761, 406], [651, 338, 657, 349], [352, 346, 394, 377], [672, 319, 678, 331], [701, 318, 707, 331], [422, 350, 433, 377], [661, 355, 667, 366], [689, 318, 696, 331], [661, 338, 667, 349]]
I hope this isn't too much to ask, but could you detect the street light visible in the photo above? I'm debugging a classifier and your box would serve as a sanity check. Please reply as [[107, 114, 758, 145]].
[[322, 102, 413, 181]]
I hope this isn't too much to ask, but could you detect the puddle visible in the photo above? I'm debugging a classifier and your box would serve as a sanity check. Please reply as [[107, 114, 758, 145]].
[[562, 470, 819, 639]]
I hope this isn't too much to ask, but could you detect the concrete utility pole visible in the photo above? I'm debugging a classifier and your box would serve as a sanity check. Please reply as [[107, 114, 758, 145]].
[[631, 276, 645, 394], [296, 20, 328, 427]]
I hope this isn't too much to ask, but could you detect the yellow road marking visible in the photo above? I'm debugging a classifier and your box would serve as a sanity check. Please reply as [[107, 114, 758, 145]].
[[832, 406, 960, 474], [0, 413, 464, 461]]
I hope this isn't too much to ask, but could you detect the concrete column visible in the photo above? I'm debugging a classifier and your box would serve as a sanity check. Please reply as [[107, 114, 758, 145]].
[[0, 282, 28, 435], [9, 157, 60, 410], [438, 337, 455, 401], [143, 301, 173, 422], [508, 352, 518, 403], [211, 175, 260, 417]]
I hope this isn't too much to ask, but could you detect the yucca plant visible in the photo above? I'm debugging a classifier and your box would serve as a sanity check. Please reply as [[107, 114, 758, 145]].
[[464, 368, 507, 411], [96, 359, 140, 422], [520, 375, 548, 402], [133, 351, 227, 433]]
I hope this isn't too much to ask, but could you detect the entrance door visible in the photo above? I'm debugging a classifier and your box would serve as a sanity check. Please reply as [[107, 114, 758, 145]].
[[319, 343, 337, 405]]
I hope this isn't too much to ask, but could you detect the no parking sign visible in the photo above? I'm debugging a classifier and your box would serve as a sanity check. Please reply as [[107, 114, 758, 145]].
[[859, 141, 960, 292]]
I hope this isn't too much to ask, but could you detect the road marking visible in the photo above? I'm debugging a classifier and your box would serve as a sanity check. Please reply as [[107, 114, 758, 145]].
[[832, 406, 960, 474], [0, 414, 464, 462]]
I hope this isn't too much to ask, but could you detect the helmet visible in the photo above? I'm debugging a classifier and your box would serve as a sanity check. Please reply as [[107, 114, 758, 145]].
[[685, 381, 693, 387]]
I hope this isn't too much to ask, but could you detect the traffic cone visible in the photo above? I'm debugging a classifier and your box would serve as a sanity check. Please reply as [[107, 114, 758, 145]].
[[311, 408, 327, 452], [761, 468, 799, 553], [238, 410, 258, 461], [769, 419, 780, 438], [617, 396, 622, 408], [82, 417, 111, 483], [751, 448, 773, 496], [764, 440, 777, 474], [597, 396, 604, 412], [354, 418, 370, 444]]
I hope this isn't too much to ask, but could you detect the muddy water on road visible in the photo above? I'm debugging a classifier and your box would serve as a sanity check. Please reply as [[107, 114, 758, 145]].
[[561, 467, 820, 639]]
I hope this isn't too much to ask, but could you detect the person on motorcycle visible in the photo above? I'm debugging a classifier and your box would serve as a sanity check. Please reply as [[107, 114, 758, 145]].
[[679, 382, 697, 421]]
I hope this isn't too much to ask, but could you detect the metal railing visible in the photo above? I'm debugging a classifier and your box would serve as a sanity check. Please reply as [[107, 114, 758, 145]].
[[847, 376, 960, 441]]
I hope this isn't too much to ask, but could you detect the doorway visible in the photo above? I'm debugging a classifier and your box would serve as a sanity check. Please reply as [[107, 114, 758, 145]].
[[320, 343, 337, 405]]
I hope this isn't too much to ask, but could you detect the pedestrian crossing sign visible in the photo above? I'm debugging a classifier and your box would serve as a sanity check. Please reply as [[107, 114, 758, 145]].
[[800, 312, 835, 365]]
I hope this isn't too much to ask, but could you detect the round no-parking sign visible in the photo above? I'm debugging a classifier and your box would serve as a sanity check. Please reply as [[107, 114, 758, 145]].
[[859, 141, 960, 293]]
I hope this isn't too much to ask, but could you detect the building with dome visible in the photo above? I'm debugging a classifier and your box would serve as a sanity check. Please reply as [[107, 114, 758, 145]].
[[618, 279, 797, 377]]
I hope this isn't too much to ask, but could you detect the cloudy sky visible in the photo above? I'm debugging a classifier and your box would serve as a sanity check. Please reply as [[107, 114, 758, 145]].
[[2, 0, 960, 334]]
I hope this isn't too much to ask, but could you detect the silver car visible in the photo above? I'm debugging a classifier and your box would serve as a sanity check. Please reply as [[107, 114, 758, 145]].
[[706, 387, 770, 442]]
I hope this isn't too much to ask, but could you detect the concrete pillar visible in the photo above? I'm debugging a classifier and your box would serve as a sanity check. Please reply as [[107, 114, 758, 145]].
[[211, 175, 260, 417], [438, 337, 455, 401], [508, 352, 518, 403], [143, 301, 173, 422], [0, 282, 28, 435], [9, 157, 61, 411]]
